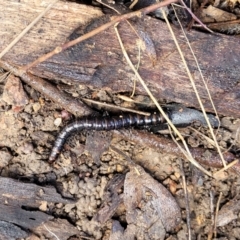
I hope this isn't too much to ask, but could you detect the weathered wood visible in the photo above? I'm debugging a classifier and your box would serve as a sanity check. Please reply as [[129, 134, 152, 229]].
[[0, 204, 53, 229], [0, 177, 77, 238], [1, 0, 240, 117], [0, 177, 73, 205], [0, 221, 28, 240]]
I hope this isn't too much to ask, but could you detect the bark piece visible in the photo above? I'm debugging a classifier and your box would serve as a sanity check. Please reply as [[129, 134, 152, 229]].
[[0, 221, 28, 240], [0, 177, 75, 236], [0, 177, 73, 206], [200, 5, 237, 23], [93, 174, 125, 224], [0, 203, 53, 229]]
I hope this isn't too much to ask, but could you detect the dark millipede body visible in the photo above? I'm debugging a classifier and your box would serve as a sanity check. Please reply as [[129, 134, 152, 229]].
[[49, 106, 219, 162], [49, 113, 166, 162]]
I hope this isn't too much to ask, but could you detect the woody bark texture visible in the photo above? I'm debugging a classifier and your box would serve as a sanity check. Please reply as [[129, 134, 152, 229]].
[[1, 0, 240, 117]]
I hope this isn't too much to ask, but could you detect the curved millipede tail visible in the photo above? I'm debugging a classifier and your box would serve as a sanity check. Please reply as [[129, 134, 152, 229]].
[[49, 113, 166, 162]]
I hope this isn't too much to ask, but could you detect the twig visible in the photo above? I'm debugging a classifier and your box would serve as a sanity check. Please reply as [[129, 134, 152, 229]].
[[22, 0, 178, 71], [0, 0, 59, 59], [0, 60, 93, 117]]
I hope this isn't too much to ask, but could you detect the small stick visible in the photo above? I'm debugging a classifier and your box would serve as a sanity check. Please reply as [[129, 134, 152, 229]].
[[0, 60, 93, 117], [82, 98, 150, 116]]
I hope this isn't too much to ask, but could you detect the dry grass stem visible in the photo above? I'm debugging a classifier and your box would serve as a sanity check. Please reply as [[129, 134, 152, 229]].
[[162, 9, 227, 169], [0, 0, 59, 59], [0, 71, 10, 82], [114, 23, 212, 176], [129, 0, 139, 9]]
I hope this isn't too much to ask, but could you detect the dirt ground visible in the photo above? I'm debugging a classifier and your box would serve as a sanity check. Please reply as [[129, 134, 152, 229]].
[[0, 73, 240, 239], [0, 0, 240, 239]]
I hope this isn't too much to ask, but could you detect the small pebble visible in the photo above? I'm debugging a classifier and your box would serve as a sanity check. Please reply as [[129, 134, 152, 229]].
[[32, 102, 41, 112], [54, 117, 62, 127]]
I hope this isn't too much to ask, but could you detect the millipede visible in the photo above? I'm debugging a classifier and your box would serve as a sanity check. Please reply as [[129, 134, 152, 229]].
[[49, 112, 166, 162], [49, 107, 219, 162]]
